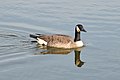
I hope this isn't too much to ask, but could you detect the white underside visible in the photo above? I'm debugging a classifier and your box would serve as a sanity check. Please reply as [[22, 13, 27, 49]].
[[37, 38, 47, 45], [75, 41, 84, 47]]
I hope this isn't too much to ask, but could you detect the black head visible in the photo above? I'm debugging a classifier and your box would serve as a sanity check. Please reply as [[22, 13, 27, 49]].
[[76, 24, 87, 32]]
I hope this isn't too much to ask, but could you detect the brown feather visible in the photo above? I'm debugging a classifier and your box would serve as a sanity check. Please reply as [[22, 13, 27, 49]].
[[37, 34, 76, 48]]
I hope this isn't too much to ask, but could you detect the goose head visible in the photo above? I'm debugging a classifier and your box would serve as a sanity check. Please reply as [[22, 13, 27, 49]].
[[75, 24, 87, 32]]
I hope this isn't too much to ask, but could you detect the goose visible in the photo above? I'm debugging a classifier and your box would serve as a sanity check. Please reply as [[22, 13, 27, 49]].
[[30, 24, 87, 48]]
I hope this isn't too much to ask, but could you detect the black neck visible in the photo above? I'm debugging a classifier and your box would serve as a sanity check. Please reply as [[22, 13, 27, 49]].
[[74, 28, 81, 42]]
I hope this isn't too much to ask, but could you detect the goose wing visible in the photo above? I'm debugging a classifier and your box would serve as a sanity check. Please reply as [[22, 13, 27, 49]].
[[38, 34, 74, 47], [38, 34, 73, 42]]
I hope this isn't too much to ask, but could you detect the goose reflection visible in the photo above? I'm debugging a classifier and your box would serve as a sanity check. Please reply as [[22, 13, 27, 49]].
[[74, 48, 85, 67], [35, 45, 85, 67]]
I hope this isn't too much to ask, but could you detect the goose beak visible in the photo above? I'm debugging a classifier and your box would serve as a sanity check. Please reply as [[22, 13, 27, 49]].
[[82, 28, 87, 32]]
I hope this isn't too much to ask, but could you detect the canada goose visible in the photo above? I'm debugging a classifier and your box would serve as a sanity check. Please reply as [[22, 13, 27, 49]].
[[30, 24, 87, 48]]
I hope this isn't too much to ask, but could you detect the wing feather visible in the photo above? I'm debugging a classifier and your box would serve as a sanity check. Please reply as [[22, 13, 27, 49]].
[[38, 34, 74, 48]]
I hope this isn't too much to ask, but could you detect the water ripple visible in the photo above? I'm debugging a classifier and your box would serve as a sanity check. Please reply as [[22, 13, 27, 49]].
[[0, 0, 120, 80]]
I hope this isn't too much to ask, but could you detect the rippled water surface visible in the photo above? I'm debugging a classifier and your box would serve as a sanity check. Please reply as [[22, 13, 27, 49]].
[[0, 0, 120, 80]]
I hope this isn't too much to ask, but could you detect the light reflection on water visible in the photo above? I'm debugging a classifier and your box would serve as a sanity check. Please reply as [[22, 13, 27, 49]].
[[0, 0, 120, 80]]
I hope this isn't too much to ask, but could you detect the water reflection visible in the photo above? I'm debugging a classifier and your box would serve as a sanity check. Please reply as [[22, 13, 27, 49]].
[[35, 45, 85, 67], [74, 49, 85, 67]]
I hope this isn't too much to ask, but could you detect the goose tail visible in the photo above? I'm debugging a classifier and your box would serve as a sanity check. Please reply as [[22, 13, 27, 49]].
[[30, 34, 38, 39]]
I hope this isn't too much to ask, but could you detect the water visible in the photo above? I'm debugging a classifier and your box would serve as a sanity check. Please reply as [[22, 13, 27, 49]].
[[0, 0, 120, 80]]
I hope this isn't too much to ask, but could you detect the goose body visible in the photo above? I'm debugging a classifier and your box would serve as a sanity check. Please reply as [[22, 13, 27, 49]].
[[30, 24, 86, 48]]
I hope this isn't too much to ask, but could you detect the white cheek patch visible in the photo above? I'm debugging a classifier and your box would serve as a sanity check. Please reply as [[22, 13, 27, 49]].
[[75, 41, 84, 47], [37, 38, 47, 45], [76, 26, 80, 32]]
